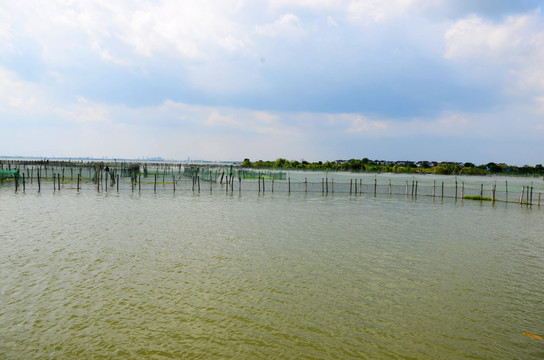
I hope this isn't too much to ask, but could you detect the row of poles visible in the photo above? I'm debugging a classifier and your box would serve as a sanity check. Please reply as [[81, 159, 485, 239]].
[[8, 173, 542, 206]]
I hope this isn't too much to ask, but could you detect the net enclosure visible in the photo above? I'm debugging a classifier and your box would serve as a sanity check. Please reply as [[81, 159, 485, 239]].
[[0, 170, 20, 181]]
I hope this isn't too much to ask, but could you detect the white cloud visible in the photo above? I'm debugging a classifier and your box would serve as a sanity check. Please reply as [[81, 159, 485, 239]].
[[0, 68, 44, 112], [444, 10, 544, 96], [348, 0, 418, 24], [0, 8, 14, 54], [347, 115, 388, 134], [255, 13, 307, 38], [205, 110, 242, 128]]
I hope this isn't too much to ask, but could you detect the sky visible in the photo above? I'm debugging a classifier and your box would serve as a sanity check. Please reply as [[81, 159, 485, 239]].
[[1, 0, 544, 165]]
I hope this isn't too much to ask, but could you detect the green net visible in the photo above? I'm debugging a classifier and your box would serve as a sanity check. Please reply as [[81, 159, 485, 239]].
[[0, 169, 21, 180]]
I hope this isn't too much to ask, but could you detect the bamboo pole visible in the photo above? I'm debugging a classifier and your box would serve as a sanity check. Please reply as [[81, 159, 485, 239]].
[[520, 186, 525, 205]]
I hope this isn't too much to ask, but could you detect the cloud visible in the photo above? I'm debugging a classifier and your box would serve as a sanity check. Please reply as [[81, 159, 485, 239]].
[[444, 10, 544, 95], [255, 13, 307, 38], [348, 0, 418, 24], [346, 115, 389, 134]]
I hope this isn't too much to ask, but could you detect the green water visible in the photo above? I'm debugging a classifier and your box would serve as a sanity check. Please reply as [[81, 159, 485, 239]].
[[1, 185, 543, 359]]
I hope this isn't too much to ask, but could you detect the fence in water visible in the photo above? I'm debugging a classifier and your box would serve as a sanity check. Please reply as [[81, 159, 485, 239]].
[[1, 160, 543, 207]]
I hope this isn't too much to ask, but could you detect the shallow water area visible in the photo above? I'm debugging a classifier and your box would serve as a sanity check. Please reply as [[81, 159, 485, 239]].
[[1, 184, 543, 359]]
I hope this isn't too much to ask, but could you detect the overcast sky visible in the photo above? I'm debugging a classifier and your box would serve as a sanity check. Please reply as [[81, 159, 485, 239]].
[[1, 0, 544, 164]]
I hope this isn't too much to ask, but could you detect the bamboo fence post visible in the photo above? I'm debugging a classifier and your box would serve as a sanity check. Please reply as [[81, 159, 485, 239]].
[[350, 179, 352, 195], [332, 179, 334, 194], [388, 179, 391, 196], [15, 173, 18, 192], [272, 178, 274, 193], [415, 181, 418, 198], [77, 173, 80, 191], [239, 176, 241, 193], [433, 180, 436, 199], [442, 182, 444, 200], [354, 178, 357, 195], [172, 175, 175, 192], [38, 169, 41, 192], [374, 178, 377, 197], [326, 177, 329, 194], [117, 174, 119, 192], [22, 173, 25, 192], [262, 177, 265, 193], [505, 181, 508, 201], [520, 186, 525, 205], [288, 177, 291, 194], [305, 178, 307, 193], [53, 173, 56, 192], [538, 193, 541, 207], [198, 176, 200, 193], [139, 174, 141, 193], [359, 179, 362, 195], [455, 179, 458, 200], [405, 181, 408, 197]]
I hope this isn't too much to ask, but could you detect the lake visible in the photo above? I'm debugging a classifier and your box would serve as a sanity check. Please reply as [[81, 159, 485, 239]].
[[1, 173, 543, 359]]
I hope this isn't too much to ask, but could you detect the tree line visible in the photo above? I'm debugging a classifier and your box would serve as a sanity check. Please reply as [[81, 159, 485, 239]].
[[241, 158, 544, 176]]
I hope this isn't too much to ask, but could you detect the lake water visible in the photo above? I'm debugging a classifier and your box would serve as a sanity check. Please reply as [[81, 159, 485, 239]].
[[1, 174, 543, 359]]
